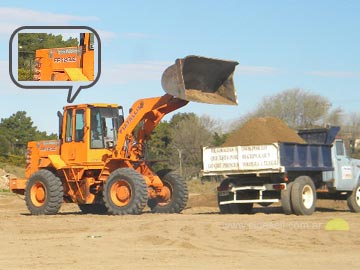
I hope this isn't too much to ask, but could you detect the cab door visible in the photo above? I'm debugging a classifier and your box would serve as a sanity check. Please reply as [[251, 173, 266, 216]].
[[333, 140, 354, 190], [61, 108, 87, 164]]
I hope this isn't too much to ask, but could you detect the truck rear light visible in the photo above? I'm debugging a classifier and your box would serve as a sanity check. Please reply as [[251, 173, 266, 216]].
[[272, 184, 286, 190]]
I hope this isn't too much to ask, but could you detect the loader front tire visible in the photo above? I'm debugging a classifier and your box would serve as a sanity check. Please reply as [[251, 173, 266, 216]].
[[148, 172, 188, 213], [103, 168, 148, 215], [25, 169, 63, 215]]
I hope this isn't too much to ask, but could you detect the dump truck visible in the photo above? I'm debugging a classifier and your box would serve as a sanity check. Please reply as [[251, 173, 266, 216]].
[[202, 127, 360, 215], [10, 56, 238, 215], [33, 33, 94, 81]]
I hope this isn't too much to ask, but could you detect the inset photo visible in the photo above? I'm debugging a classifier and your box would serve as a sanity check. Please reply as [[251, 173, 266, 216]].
[[18, 32, 95, 81]]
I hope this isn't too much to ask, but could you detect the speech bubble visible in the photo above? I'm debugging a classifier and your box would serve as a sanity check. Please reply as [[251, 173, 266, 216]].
[[9, 26, 101, 103]]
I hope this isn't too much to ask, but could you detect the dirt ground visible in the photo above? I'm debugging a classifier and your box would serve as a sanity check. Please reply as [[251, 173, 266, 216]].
[[1, 193, 360, 270]]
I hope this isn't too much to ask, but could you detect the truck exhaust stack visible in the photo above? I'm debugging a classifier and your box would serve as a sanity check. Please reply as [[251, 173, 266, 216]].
[[161, 56, 238, 105]]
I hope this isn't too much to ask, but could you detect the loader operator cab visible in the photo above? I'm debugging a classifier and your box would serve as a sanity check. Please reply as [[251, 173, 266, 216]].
[[90, 106, 124, 149], [59, 104, 124, 164]]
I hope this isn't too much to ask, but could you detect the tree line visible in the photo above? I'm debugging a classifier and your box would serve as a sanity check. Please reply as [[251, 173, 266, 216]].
[[0, 111, 56, 165], [1, 88, 359, 176]]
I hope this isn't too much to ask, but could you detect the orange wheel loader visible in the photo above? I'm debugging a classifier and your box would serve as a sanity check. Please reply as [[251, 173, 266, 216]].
[[33, 33, 94, 81], [10, 56, 238, 215]]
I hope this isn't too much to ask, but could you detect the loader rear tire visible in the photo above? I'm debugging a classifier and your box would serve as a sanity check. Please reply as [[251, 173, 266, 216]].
[[291, 176, 316, 216], [25, 169, 63, 215], [281, 182, 294, 215], [149, 172, 188, 214], [347, 183, 360, 213], [103, 168, 148, 215]]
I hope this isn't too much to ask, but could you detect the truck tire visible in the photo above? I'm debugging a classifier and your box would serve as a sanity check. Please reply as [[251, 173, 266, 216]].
[[148, 172, 188, 213], [217, 179, 231, 214], [103, 168, 148, 215], [229, 203, 253, 214], [281, 182, 294, 215], [291, 176, 316, 215], [347, 183, 360, 213], [25, 169, 63, 215]]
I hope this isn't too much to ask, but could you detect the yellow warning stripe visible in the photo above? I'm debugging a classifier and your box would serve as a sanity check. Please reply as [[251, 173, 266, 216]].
[[64, 68, 89, 81]]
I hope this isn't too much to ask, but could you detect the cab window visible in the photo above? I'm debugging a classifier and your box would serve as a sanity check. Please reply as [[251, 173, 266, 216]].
[[335, 140, 345, 156], [89, 33, 94, 50], [90, 109, 104, 149], [65, 109, 73, 142], [75, 110, 85, 142]]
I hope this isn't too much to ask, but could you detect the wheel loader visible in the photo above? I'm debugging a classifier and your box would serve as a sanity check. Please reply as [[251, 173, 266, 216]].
[[10, 56, 238, 215], [33, 33, 94, 81]]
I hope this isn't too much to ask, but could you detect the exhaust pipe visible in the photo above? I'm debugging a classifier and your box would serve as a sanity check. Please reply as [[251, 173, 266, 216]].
[[161, 56, 238, 105]]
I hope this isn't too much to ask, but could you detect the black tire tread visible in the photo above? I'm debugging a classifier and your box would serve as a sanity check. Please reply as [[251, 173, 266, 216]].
[[291, 176, 316, 216], [25, 169, 63, 215]]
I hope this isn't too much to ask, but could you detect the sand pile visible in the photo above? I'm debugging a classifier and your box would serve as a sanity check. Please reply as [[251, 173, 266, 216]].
[[223, 117, 306, 147], [0, 169, 12, 190]]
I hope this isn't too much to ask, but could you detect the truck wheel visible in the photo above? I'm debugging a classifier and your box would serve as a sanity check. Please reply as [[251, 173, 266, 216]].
[[347, 183, 360, 213], [217, 179, 231, 214], [291, 176, 316, 215], [148, 172, 188, 213], [25, 169, 63, 215], [103, 168, 148, 215], [281, 182, 294, 215], [230, 203, 253, 214]]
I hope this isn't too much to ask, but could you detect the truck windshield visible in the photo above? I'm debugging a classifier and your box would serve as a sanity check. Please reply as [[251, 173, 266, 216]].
[[90, 107, 122, 149], [335, 140, 345, 156]]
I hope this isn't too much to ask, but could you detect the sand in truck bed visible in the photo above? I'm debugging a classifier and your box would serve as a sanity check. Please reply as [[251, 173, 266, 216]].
[[223, 117, 306, 147]]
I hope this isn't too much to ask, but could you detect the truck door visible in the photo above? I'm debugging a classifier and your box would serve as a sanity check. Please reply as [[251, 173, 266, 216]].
[[333, 139, 354, 190]]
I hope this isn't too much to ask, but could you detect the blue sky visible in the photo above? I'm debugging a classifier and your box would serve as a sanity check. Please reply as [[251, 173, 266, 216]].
[[0, 0, 359, 133]]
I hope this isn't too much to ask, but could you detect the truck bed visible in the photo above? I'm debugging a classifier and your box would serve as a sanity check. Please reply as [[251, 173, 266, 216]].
[[202, 142, 333, 176]]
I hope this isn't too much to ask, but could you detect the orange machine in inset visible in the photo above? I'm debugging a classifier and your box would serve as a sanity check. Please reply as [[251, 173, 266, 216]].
[[33, 33, 94, 81]]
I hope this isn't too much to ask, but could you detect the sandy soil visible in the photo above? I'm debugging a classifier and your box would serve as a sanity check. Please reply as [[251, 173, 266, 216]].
[[1, 193, 360, 270]]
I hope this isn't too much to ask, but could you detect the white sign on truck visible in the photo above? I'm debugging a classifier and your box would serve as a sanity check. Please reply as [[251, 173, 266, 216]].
[[203, 144, 281, 174]]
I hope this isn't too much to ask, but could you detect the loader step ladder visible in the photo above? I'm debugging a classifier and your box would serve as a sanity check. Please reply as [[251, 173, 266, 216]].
[[64, 68, 89, 81]]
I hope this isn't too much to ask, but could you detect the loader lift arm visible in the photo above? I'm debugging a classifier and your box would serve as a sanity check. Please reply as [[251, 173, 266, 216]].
[[115, 94, 188, 160]]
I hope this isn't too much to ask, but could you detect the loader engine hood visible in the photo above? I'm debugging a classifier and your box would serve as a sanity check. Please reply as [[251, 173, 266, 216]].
[[161, 55, 238, 105]]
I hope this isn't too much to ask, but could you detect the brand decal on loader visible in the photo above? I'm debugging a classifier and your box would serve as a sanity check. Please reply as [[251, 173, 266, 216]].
[[57, 48, 79, 54], [39, 146, 57, 152], [119, 102, 144, 134], [54, 57, 77, 63]]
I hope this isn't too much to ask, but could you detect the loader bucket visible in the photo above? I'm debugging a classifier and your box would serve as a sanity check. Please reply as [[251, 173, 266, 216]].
[[161, 56, 238, 105]]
